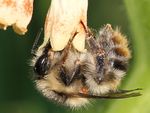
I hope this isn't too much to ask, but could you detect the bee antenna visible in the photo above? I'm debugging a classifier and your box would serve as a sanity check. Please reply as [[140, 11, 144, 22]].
[[31, 27, 43, 56]]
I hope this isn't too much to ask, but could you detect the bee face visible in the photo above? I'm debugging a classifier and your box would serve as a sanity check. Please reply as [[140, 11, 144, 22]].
[[32, 23, 141, 108]]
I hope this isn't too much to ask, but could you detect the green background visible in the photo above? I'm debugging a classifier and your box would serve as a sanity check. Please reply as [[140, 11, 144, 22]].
[[0, 0, 149, 113]]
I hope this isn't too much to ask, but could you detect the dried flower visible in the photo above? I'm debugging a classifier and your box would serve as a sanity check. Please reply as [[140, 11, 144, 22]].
[[43, 0, 88, 52], [0, 0, 33, 35], [0, 0, 88, 51]]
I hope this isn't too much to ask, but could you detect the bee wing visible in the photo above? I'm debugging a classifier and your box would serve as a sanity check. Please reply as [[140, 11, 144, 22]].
[[113, 88, 142, 94], [78, 92, 141, 99], [76, 88, 142, 99], [54, 88, 141, 99]]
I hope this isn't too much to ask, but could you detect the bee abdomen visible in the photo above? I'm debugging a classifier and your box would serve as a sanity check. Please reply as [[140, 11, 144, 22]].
[[96, 25, 131, 81], [111, 30, 131, 59], [112, 59, 128, 72], [110, 29, 131, 69], [107, 30, 131, 78]]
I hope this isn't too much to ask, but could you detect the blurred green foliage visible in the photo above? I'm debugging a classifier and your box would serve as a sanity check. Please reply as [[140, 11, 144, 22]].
[[0, 0, 149, 113]]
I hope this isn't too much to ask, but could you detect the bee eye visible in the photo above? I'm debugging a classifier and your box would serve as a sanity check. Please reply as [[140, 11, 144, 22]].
[[34, 53, 50, 77]]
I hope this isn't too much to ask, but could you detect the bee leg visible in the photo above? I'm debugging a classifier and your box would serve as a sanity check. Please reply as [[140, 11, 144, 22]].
[[80, 20, 99, 52], [85, 39, 107, 84], [94, 54, 106, 84], [80, 21, 106, 84], [59, 65, 80, 86], [58, 32, 82, 86], [60, 32, 78, 64], [59, 59, 82, 86]]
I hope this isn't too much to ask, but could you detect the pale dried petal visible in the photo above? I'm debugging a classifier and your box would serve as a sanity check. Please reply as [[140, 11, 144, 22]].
[[0, 0, 33, 35], [43, 0, 88, 51]]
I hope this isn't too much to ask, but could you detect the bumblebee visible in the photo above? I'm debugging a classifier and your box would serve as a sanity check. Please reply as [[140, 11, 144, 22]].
[[31, 22, 141, 108]]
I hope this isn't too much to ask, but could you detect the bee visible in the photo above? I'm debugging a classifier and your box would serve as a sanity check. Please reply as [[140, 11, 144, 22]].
[[31, 22, 141, 108]]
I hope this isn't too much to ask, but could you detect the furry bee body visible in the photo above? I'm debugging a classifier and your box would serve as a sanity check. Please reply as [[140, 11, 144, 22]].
[[35, 49, 91, 107], [32, 24, 140, 108]]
